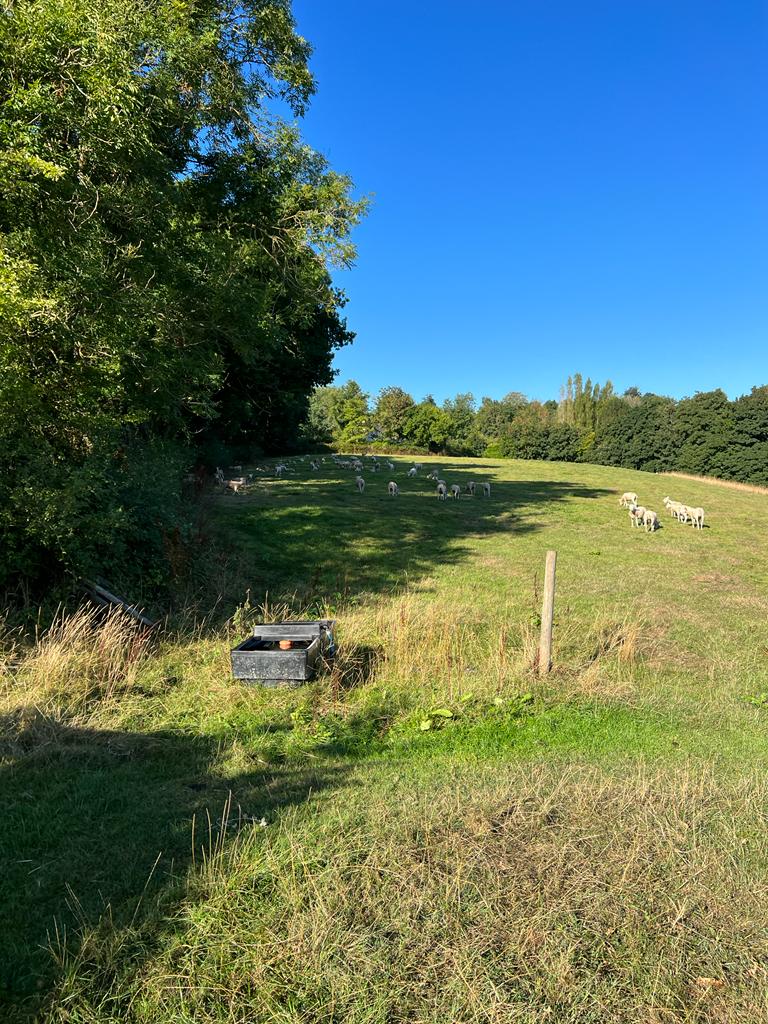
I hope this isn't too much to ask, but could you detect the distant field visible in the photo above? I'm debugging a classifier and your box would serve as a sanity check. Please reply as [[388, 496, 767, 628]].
[[3, 457, 768, 1023]]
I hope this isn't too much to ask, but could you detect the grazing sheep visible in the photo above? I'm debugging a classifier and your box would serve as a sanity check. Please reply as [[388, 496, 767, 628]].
[[309, 459, 319, 471], [407, 467, 417, 478], [466, 481, 476, 496], [482, 482, 491, 498], [628, 503, 646, 527], [450, 484, 461, 499], [643, 509, 659, 532], [388, 480, 399, 497], [662, 496, 683, 519], [355, 475, 365, 493], [690, 506, 705, 530], [226, 477, 247, 495], [436, 482, 447, 500], [387, 461, 395, 471], [619, 492, 638, 508], [427, 470, 439, 481]]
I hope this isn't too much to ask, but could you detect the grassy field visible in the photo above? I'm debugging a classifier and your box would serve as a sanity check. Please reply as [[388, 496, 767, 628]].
[[3, 456, 768, 1022]]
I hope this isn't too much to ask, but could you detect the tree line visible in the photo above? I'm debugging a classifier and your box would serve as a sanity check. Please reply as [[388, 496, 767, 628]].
[[0, 0, 364, 593], [307, 374, 768, 486]]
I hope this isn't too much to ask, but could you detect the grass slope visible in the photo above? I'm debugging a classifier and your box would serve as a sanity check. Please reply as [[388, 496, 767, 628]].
[[2, 457, 768, 1023]]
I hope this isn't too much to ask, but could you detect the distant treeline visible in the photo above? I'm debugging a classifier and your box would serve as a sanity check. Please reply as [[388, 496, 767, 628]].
[[306, 376, 768, 485]]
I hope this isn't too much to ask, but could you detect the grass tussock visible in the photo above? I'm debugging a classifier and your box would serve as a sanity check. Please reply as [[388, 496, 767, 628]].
[[1, 605, 152, 719]]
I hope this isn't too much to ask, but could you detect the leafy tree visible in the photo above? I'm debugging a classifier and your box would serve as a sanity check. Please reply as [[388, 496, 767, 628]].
[[374, 387, 415, 443], [0, 0, 364, 589]]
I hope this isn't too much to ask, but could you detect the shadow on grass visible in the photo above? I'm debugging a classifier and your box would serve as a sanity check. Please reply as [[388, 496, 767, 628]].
[[0, 710, 353, 1022], [209, 472, 614, 614]]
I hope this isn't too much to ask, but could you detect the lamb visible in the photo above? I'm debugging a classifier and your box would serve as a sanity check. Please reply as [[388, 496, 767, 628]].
[[436, 482, 447, 500], [388, 480, 399, 497], [628, 503, 646, 527], [482, 482, 491, 498], [643, 509, 659, 532], [355, 475, 365, 493], [466, 481, 476, 495], [689, 506, 705, 530], [662, 496, 684, 519], [226, 477, 247, 495], [407, 467, 417, 478], [450, 484, 461, 499], [619, 492, 638, 508]]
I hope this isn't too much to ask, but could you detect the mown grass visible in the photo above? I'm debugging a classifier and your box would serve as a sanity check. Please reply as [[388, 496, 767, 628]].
[[3, 457, 768, 1022]]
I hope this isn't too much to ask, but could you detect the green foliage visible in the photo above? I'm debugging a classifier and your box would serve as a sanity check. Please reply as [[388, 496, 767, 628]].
[[0, 0, 365, 591]]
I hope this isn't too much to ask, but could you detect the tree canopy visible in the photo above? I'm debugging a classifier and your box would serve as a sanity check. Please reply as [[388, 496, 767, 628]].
[[0, 0, 365, 590]]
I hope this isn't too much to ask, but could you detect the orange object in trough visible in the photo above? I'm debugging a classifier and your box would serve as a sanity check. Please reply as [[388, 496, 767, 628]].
[[278, 639, 293, 650]]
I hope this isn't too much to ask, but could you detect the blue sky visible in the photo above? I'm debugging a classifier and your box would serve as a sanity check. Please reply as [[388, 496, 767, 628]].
[[291, 0, 767, 404]]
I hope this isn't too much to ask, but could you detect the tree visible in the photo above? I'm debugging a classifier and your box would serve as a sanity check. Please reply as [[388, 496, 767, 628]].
[[0, 0, 365, 589], [374, 387, 415, 443]]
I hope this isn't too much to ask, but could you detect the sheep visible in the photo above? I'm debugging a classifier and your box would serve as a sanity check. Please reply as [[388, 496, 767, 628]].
[[407, 467, 417, 478], [388, 480, 399, 497], [226, 477, 247, 495], [466, 481, 476, 496], [690, 506, 705, 530], [274, 464, 286, 478], [628, 503, 646, 527], [436, 482, 447, 500], [355, 475, 365, 493], [427, 470, 439, 481], [414, 463, 423, 470], [309, 459, 319, 471], [619, 492, 638, 508], [214, 467, 225, 485], [387, 461, 395, 471], [662, 496, 684, 519], [450, 484, 461, 499], [643, 509, 659, 532], [482, 482, 491, 498]]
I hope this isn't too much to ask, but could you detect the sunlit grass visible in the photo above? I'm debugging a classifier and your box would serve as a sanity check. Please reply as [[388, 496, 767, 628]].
[[3, 457, 768, 1022]]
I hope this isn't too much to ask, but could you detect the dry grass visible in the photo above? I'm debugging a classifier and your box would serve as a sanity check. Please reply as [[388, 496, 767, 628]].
[[50, 763, 768, 1023], [659, 471, 768, 495], [1, 604, 152, 719]]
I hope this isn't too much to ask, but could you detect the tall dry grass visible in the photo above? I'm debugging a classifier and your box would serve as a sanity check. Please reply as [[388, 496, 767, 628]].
[[1, 604, 152, 720]]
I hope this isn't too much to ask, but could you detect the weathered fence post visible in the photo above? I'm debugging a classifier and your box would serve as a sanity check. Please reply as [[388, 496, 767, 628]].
[[538, 550, 557, 675]]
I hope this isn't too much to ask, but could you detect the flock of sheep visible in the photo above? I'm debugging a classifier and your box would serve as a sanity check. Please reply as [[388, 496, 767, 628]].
[[216, 459, 707, 535], [215, 455, 493, 501], [334, 454, 492, 500], [619, 491, 706, 532]]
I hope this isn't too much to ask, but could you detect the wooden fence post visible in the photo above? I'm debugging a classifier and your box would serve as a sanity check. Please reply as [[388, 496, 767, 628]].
[[538, 550, 557, 675]]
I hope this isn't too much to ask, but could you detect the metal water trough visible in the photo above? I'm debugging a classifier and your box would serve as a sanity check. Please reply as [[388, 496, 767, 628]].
[[230, 619, 335, 687]]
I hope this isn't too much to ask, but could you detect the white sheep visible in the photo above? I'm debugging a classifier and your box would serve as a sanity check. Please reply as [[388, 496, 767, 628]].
[[387, 461, 395, 471], [643, 509, 659, 532], [628, 503, 646, 527], [689, 506, 705, 529], [466, 481, 476, 496], [388, 480, 399, 497], [482, 482, 491, 498], [427, 470, 439, 481], [619, 492, 638, 508], [355, 475, 365, 493], [436, 482, 447, 500], [450, 484, 461, 499], [226, 477, 247, 495], [407, 467, 417, 478]]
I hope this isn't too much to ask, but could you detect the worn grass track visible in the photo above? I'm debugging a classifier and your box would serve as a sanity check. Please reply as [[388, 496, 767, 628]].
[[2, 457, 768, 1022]]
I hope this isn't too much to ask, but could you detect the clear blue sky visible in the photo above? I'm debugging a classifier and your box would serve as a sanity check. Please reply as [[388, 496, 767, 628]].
[[291, 0, 767, 404]]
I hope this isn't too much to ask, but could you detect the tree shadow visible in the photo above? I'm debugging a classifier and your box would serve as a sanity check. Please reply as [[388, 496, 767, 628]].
[[0, 710, 353, 1022], [208, 467, 614, 617]]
